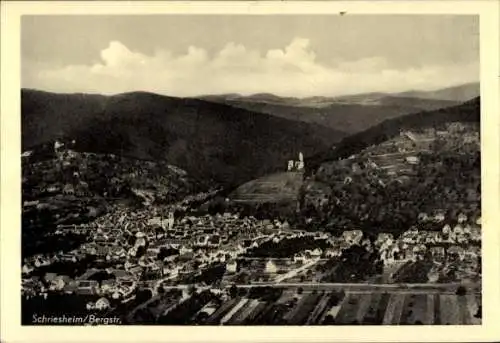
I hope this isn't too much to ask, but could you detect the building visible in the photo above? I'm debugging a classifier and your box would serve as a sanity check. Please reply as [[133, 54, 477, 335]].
[[76, 280, 99, 295], [265, 260, 277, 274], [95, 297, 111, 310], [63, 184, 75, 195], [54, 140, 64, 153], [457, 213, 468, 224], [287, 152, 305, 172], [342, 230, 363, 245], [405, 156, 419, 165], [226, 260, 238, 274]]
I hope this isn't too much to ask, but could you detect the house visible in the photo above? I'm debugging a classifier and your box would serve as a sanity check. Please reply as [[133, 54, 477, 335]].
[[453, 224, 465, 235], [95, 245, 108, 257], [54, 140, 64, 152], [324, 248, 342, 258], [404, 249, 417, 262], [128, 266, 143, 277], [60, 253, 78, 263], [76, 280, 99, 295], [457, 213, 468, 224], [309, 248, 323, 258], [342, 230, 363, 245], [44, 273, 58, 283], [447, 246, 465, 261], [405, 156, 419, 165], [427, 269, 440, 283], [22, 150, 33, 158], [101, 280, 117, 293], [196, 235, 209, 247], [22, 264, 34, 275], [95, 297, 111, 310], [434, 213, 445, 222], [265, 260, 278, 274], [179, 264, 196, 276], [146, 247, 159, 258], [63, 184, 75, 195], [424, 231, 443, 244], [63, 281, 78, 294], [34, 256, 50, 268], [226, 260, 238, 274], [418, 212, 429, 222], [464, 249, 479, 262], [375, 233, 394, 247], [162, 264, 173, 276], [294, 251, 313, 264], [50, 275, 70, 291], [442, 224, 452, 235], [180, 246, 194, 255], [470, 226, 481, 241]]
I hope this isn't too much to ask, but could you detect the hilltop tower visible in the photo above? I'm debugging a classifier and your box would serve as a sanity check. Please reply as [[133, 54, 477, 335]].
[[297, 152, 304, 170]]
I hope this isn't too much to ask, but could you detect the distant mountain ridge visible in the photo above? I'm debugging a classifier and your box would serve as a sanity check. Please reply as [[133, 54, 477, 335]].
[[198, 96, 460, 134], [22, 89, 346, 188], [396, 82, 479, 102], [199, 82, 479, 105], [196, 83, 478, 133]]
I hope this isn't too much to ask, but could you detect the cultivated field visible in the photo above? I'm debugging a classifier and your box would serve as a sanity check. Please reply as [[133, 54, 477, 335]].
[[183, 286, 481, 325]]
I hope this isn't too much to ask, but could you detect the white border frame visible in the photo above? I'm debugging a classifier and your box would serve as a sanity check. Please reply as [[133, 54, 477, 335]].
[[1, 1, 499, 342]]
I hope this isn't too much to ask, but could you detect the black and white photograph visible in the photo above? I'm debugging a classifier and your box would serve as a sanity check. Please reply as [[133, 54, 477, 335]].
[[18, 13, 483, 326], [2, 2, 499, 339]]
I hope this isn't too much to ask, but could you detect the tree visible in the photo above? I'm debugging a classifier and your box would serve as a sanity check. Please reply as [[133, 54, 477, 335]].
[[188, 285, 197, 296], [229, 284, 238, 298], [136, 289, 152, 303], [136, 245, 146, 258], [474, 305, 482, 318], [456, 286, 467, 296], [323, 315, 336, 325]]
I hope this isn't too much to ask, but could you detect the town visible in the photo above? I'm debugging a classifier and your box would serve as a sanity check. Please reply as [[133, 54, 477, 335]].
[[20, 116, 482, 325], [22, 196, 481, 324]]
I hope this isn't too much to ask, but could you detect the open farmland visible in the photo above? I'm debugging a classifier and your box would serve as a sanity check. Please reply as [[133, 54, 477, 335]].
[[160, 284, 481, 325]]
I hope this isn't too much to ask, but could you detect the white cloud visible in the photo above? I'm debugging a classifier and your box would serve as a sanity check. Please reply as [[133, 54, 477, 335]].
[[24, 37, 479, 97]]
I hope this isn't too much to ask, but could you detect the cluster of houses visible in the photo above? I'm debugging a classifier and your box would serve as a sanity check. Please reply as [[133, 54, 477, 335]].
[[22, 206, 317, 301], [373, 214, 481, 282], [22, 179, 482, 307]]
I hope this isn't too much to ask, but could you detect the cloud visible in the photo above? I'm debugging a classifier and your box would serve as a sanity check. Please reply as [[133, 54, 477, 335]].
[[24, 38, 479, 97]]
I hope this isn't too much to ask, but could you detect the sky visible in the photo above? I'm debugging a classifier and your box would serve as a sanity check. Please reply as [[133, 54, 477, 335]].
[[22, 15, 479, 97]]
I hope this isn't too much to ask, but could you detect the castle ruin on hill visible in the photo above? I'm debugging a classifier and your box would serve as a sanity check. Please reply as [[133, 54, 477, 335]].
[[287, 152, 305, 172]]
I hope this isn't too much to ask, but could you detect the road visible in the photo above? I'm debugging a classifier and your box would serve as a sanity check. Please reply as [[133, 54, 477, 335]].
[[274, 259, 320, 283], [156, 282, 480, 294]]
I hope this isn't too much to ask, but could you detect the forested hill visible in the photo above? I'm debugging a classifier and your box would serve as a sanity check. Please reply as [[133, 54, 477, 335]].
[[306, 97, 480, 173], [22, 89, 346, 188]]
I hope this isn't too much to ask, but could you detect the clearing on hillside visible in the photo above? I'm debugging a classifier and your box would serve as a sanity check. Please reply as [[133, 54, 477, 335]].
[[230, 172, 304, 204]]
